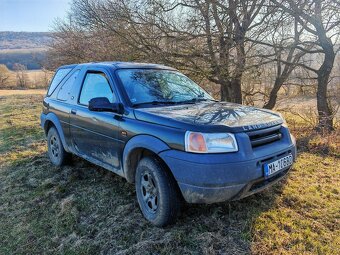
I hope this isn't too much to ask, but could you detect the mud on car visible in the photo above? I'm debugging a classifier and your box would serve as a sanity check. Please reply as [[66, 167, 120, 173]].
[[41, 62, 296, 226]]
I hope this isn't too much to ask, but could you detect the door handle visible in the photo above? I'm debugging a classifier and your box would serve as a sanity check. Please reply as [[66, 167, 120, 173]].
[[71, 109, 77, 115]]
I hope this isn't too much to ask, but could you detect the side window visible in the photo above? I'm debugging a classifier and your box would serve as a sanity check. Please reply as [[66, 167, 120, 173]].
[[57, 70, 80, 101], [79, 72, 116, 106], [47, 68, 73, 96]]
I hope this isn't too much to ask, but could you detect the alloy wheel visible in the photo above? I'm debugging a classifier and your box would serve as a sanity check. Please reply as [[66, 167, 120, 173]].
[[140, 172, 158, 213], [50, 135, 60, 158]]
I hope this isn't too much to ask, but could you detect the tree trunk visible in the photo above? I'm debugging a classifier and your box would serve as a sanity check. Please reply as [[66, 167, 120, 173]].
[[316, 54, 334, 131], [230, 78, 242, 103], [316, 33, 335, 131], [220, 79, 242, 103], [264, 77, 285, 109], [220, 82, 230, 101]]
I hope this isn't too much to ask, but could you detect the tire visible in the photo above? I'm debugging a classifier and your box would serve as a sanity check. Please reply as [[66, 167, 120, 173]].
[[47, 126, 70, 166], [135, 156, 181, 227]]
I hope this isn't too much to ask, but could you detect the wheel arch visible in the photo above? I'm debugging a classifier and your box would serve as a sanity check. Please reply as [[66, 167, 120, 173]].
[[122, 135, 172, 183], [43, 113, 70, 152]]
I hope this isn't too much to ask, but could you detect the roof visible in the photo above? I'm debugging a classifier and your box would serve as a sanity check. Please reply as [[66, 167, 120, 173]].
[[58, 61, 176, 71]]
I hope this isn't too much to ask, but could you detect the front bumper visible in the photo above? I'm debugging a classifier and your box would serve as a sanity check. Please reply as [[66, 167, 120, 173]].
[[177, 167, 291, 203], [159, 128, 296, 204]]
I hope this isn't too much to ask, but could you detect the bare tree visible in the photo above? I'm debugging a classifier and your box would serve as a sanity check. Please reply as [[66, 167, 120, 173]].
[[49, 0, 340, 131], [68, 0, 270, 103], [0, 64, 11, 88], [46, 14, 139, 70], [13, 63, 28, 89], [41, 68, 52, 88], [271, 0, 340, 131], [261, 18, 307, 109]]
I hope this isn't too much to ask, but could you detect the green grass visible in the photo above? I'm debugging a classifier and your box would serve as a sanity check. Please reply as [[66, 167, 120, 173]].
[[0, 92, 339, 254]]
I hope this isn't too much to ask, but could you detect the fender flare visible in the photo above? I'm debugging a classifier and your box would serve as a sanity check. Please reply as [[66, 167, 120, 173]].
[[41, 112, 70, 152], [122, 135, 171, 182]]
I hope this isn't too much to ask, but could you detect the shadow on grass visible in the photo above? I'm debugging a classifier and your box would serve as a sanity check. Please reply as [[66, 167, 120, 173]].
[[295, 128, 339, 158], [0, 151, 287, 255]]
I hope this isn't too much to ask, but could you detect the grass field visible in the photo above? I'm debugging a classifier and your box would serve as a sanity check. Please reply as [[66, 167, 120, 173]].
[[0, 90, 339, 254]]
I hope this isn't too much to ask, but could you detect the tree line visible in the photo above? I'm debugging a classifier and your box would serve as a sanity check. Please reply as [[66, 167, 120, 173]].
[[0, 64, 52, 89], [47, 0, 340, 131]]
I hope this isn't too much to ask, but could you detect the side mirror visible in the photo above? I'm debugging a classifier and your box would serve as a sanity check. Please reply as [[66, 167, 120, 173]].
[[88, 97, 124, 114]]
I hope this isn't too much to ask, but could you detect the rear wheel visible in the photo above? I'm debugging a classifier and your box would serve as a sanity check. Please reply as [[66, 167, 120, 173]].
[[47, 127, 70, 166], [135, 156, 181, 227]]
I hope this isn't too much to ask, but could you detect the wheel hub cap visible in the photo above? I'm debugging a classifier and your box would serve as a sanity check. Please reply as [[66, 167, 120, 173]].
[[50, 135, 59, 158], [140, 172, 158, 213]]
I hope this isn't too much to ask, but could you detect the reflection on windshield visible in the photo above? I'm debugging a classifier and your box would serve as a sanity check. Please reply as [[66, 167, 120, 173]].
[[117, 69, 214, 105]]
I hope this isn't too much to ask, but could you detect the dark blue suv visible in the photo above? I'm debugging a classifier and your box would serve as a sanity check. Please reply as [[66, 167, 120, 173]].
[[41, 62, 296, 226]]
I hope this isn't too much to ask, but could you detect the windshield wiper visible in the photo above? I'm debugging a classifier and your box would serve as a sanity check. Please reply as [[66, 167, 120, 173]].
[[177, 98, 218, 104], [132, 101, 177, 107], [133, 98, 218, 107]]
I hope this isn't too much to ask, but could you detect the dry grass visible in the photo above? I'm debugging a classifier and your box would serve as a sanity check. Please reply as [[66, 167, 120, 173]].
[[0, 89, 46, 96], [0, 92, 339, 254]]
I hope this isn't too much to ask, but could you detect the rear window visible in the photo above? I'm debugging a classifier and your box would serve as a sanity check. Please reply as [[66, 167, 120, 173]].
[[57, 70, 80, 101], [47, 68, 73, 96]]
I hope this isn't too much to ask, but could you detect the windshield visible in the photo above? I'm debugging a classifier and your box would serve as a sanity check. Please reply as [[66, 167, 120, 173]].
[[117, 69, 214, 106]]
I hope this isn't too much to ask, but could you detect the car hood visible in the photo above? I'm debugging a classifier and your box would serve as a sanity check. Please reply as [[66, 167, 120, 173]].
[[133, 101, 283, 132]]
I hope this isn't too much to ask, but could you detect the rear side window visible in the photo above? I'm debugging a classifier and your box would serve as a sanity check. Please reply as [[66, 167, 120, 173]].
[[47, 68, 73, 96], [57, 70, 80, 101], [79, 72, 116, 106]]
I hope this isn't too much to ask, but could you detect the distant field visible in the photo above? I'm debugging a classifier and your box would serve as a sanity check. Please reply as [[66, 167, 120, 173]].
[[0, 48, 47, 54], [275, 96, 340, 120], [0, 91, 339, 254], [0, 89, 46, 96]]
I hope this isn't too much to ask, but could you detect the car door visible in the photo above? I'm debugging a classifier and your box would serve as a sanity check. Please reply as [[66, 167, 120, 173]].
[[69, 68, 122, 173]]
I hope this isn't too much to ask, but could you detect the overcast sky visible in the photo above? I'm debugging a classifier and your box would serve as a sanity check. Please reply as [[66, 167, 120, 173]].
[[0, 0, 70, 32]]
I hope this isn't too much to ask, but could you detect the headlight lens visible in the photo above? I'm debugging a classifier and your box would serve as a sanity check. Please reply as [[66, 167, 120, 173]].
[[185, 131, 238, 153]]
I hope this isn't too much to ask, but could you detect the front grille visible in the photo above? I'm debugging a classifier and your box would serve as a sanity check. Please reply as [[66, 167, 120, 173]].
[[247, 125, 282, 147]]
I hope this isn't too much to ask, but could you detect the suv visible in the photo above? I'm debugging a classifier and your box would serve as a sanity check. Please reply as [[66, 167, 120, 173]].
[[41, 62, 296, 226]]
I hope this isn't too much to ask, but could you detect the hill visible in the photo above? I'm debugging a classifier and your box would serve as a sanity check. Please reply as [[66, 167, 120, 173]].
[[0, 32, 51, 70], [0, 31, 51, 50]]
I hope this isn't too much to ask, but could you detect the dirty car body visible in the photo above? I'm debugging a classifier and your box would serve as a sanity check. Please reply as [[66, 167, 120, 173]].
[[41, 62, 296, 225]]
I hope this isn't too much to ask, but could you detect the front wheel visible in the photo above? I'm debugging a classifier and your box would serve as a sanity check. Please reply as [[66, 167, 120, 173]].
[[135, 157, 181, 227]]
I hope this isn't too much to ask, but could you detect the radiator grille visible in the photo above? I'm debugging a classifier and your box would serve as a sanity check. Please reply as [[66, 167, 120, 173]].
[[247, 125, 282, 147]]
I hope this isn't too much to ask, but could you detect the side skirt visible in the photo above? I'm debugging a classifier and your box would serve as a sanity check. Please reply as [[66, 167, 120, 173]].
[[71, 149, 125, 178]]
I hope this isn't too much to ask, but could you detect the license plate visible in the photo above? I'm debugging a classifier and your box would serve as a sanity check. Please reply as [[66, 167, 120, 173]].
[[264, 154, 293, 177]]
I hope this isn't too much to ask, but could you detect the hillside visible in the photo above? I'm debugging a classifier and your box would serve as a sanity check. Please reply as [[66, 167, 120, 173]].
[[0, 32, 51, 70], [0, 31, 51, 50]]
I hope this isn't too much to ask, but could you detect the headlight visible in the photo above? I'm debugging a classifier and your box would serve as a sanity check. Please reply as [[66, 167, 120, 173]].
[[185, 131, 238, 153]]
